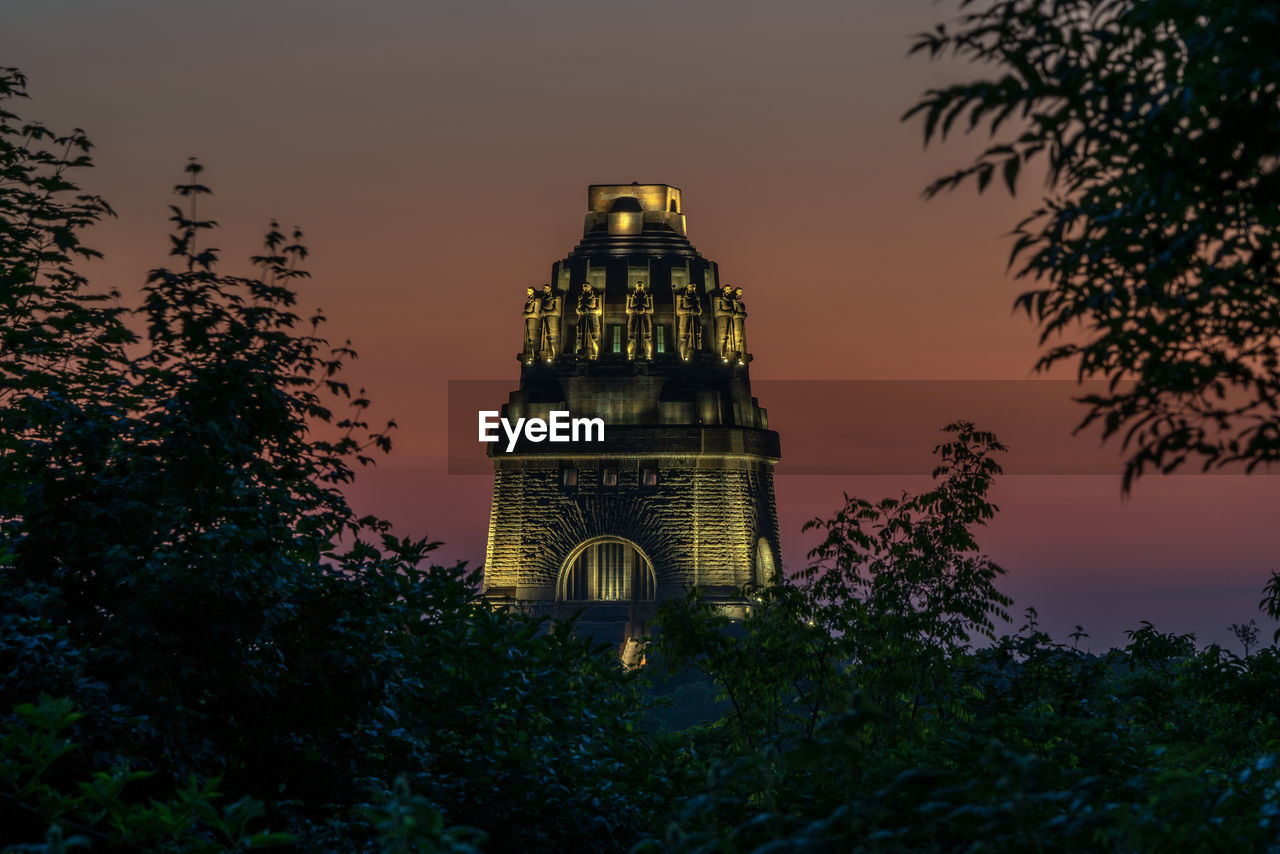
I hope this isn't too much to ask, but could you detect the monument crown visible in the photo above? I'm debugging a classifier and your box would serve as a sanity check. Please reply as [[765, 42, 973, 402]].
[[582, 182, 687, 240], [587, 183, 682, 213]]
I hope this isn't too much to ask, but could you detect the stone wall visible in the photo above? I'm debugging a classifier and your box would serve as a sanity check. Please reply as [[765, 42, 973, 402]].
[[484, 453, 780, 604]]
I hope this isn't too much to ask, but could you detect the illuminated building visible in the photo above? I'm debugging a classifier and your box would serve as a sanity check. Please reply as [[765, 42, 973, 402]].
[[483, 183, 781, 655]]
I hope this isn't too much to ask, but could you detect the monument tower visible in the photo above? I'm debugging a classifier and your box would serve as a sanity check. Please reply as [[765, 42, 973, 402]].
[[483, 183, 781, 649]]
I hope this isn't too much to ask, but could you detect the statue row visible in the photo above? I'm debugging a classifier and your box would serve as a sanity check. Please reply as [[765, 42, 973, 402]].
[[521, 282, 748, 364]]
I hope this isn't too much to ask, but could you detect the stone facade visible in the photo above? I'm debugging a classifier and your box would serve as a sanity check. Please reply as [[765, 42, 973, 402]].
[[483, 183, 781, 646]]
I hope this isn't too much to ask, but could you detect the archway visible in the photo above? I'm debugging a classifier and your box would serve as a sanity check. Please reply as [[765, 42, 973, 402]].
[[558, 536, 656, 602]]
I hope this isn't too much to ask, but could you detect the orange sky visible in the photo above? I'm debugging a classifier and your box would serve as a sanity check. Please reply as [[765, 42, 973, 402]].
[[6, 0, 1278, 649]]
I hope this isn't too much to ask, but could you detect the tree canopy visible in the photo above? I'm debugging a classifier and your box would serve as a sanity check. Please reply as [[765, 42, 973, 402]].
[[906, 0, 1280, 488], [0, 67, 665, 852]]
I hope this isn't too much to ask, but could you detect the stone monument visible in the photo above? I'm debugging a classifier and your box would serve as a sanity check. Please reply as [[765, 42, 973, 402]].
[[483, 183, 781, 655]]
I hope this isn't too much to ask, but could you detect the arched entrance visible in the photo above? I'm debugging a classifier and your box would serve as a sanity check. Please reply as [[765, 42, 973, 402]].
[[556, 537, 657, 660], [558, 537, 656, 602]]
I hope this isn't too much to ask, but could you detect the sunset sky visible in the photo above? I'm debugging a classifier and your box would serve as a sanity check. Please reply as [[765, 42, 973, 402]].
[[7, 0, 1278, 649]]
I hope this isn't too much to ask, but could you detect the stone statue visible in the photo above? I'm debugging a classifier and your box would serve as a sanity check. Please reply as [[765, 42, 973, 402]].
[[538, 284, 562, 361], [675, 281, 702, 361], [625, 280, 654, 360], [713, 284, 739, 362], [522, 286, 541, 363], [576, 282, 602, 359], [731, 286, 748, 364]]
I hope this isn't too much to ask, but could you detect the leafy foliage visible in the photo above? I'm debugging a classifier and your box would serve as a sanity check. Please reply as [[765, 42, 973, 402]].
[[656, 422, 1011, 753], [1, 696, 290, 852], [801, 421, 1012, 718], [645, 595, 1280, 853], [645, 423, 1280, 852], [906, 1, 1280, 488], [0, 72, 667, 852]]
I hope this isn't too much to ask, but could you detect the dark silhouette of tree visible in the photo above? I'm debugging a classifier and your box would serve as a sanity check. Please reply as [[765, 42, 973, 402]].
[[0, 66, 132, 543], [906, 1, 1280, 488], [800, 420, 1012, 720], [0, 70, 668, 852], [644, 422, 1280, 853], [655, 421, 1011, 751]]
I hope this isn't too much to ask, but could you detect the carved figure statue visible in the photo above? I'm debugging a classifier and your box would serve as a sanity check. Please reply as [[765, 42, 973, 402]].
[[675, 282, 702, 361], [713, 284, 739, 362], [731, 286, 748, 364], [625, 280, 654, 360], [576, 282, 602, 359], [522, 286, 541, 363], [538, 284, 562, 361]]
